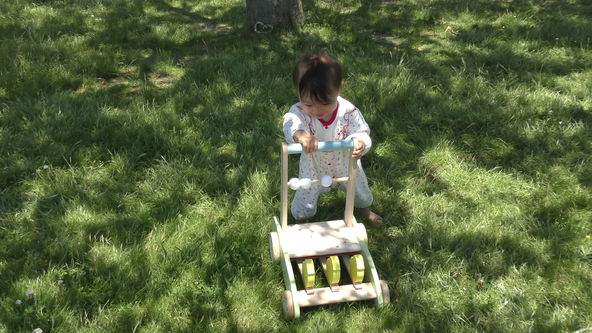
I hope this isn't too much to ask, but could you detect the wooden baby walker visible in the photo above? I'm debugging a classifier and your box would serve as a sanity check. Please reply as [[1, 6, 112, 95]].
[[269, 139, 390, 320]]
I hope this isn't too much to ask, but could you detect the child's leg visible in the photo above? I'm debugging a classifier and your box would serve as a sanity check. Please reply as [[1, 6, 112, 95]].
[[355, 170, 383, 224], [291, 185, 321, 222], [357, 207, 383, 224]]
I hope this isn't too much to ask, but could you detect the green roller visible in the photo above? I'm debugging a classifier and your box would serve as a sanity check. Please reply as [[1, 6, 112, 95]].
[[349, 254, 364, 284], [326, 256, 341, 285], [302, 259, 315, 289]]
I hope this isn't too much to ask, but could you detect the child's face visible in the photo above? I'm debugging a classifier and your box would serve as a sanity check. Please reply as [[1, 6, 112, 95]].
[[299, 94, 338, 121]]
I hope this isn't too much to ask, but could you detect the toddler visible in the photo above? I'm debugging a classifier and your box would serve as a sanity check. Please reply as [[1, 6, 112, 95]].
[[283, 54, 382, 224]]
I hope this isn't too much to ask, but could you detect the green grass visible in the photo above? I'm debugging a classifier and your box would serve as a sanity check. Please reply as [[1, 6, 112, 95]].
[[1, 0, 591, 331]]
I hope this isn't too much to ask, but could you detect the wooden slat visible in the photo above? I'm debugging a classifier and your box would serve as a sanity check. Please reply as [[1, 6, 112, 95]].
[[274, 216, 301, 318], [359, 238, 384, 307], [283, 220, 361, 258], [280, 143, 289, 230], [344, 144, 357, 227], [296, 282, 377, 307]]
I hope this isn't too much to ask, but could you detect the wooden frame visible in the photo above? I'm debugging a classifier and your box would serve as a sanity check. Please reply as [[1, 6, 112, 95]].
[[271, 140, 387, 319], [343, 143, 357, 227], [280, 143, 289, 230]]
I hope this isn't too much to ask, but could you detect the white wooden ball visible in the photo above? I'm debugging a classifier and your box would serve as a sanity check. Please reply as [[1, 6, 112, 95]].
[[288, 178, 301, 190], [321, 175, 332, 187], [300, 178, 311, 189]]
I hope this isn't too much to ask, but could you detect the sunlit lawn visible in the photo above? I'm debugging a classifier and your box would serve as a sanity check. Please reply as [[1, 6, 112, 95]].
[[1, 0, 591, 331]]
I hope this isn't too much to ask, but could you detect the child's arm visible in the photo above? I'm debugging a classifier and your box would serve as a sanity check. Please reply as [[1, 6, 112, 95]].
[[345, 109, 372, 158], [352, 139, 365, 160], [293, 130, 318, 154], [283, 107, 318, 153], [283, 108, 305, 143]]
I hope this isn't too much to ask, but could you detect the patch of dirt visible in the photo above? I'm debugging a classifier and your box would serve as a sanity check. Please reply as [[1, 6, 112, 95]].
[[168, 6, 233, 32], [372, 33, 408, 48]]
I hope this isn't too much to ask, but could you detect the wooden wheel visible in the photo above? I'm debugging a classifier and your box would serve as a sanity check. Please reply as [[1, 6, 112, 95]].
[[355, 223, 368, 243], [380, 280, 390, 306], [269, 232, 281, 263], [282, 290, 295, 320]]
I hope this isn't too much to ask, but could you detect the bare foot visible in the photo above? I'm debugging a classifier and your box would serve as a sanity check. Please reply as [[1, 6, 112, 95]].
[[358, 207, 383, 225]]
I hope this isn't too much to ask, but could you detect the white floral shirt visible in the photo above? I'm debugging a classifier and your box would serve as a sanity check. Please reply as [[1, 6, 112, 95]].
[[283, 96, 372, 179]]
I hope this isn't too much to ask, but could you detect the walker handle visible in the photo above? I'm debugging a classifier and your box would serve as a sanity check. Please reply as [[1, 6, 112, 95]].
[[287, 140, 354, 154]]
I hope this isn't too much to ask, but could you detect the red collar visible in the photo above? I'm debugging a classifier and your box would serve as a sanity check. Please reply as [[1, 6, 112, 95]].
[[318, 103, 339, 128]]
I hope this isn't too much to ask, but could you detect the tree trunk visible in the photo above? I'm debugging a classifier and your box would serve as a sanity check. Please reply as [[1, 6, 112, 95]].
[[246, 0, 304, 31]]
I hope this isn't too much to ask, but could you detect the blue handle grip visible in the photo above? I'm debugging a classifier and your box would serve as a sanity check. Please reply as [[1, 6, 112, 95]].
[[287, 140, 354, 154]]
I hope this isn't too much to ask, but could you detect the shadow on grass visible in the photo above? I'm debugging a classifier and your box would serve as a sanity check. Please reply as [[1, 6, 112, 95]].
[[1, 0, 591, 330], [0, 0, 287, 330]]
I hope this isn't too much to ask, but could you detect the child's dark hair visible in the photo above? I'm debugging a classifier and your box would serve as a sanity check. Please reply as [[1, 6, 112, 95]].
[[293, 55, 342, 104]]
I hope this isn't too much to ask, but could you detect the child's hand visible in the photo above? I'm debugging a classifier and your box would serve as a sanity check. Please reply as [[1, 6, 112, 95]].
[[294, 131, 318, 154], [352, 139, 365, 160]]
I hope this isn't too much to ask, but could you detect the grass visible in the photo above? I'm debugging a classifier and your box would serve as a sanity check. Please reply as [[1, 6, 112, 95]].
[[1, 0, 591, 331]]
